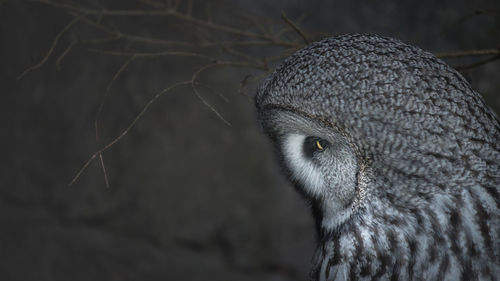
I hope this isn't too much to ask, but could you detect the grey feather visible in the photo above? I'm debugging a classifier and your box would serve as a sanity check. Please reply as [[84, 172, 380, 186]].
[[256, 34, 500, 280]]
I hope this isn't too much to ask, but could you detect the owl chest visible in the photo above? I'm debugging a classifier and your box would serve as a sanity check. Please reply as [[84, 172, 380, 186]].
[[312, 228, 495, 281]]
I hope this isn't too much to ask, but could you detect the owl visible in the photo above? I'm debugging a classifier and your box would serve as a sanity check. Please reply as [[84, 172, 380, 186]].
[[255, 34, 499, 280]]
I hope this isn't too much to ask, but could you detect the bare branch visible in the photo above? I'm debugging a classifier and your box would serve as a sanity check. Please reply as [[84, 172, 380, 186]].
[[24, 0, 496, 187], [87, 48, 267, 69], [98, 153, 110, 188], [94, 56, 136, 141], [80, 36, 121, 45], [17, 14, 84, 80], [37, 0, 297, 47], [238, 15, 271, 36], [69, 63, 245, 186], [436, 48, 500, 70], [95, 55, 137, 129], [281, 11, 310, 45], [56, 40, 77, 70], [222, 46, 265, 68], [92, 56, 136, 187], [190, 64, 231, 126], [74, 14, 296, 48], [454, 55, 500, 71], [69, 81, 192, 186], [69, 14, 195, 47], [436, 48, 500, 59], [87, 48, 218, 60], [197, 83, 230, 103], [69, 153, 97, 187]]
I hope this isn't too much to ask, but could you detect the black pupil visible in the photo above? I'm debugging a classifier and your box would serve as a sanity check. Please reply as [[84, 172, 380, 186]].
[[303, 136, 329, 158]]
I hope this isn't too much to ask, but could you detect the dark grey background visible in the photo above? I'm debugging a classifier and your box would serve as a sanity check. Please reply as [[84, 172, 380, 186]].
[[1, 0, 499, 280]]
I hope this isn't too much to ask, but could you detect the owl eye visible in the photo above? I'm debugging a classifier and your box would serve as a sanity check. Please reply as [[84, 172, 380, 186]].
[[303, 136, 330, 158], [315, 140, 326, 150]]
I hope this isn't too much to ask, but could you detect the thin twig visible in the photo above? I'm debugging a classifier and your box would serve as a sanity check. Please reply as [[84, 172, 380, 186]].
[[69, 81, 192, 186], [239, 15, 271, 37], [76, 14, 292, 48], [222, 46, 263, 66], [17, 14, 84, 80], [190, 64, 231, 126], [436, 48, 500, 59], [87, 48, 267, 69], [92, 56, 136, 187], [69, 63, 245, 186], [281, 11, 309, 45], [454, 55, 500, 71], [58, 2, 304, 55], [37, 0, 297, 47], [88, 49, 219, 61], [95, 55, 136, 131], [80, 36, 121, 45], [71, 14, 195, 47], [197, 83, 230, 103], [56, 40, 77, 70], [98, 153, 110, 188]]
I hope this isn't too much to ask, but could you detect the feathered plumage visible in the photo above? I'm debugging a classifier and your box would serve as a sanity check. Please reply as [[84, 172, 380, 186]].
[[256, 34, 500, 280]]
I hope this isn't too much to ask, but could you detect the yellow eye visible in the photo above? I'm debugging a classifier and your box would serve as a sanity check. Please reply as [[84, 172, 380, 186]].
[[304, 137, 329, 157], [316, 140, 324, 150]]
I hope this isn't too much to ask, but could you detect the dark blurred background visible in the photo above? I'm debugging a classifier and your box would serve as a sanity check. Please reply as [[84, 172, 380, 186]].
[[1, 0, 499, 280]]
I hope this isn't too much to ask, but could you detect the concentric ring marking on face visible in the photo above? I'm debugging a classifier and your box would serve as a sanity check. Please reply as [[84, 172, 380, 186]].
[[283, 134, 325, 197]]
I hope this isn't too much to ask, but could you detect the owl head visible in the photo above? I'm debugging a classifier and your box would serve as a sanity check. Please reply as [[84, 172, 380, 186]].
[[255, 34, 499, 235]]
